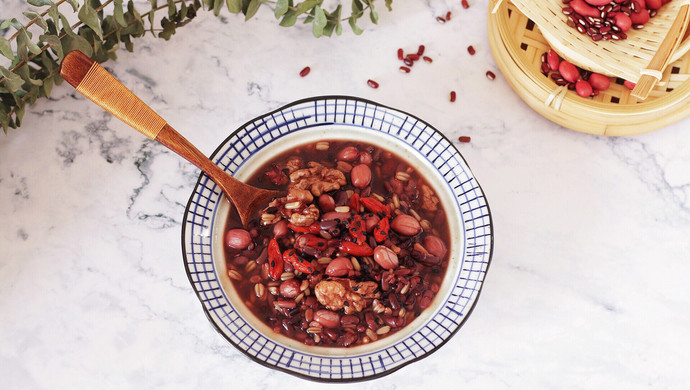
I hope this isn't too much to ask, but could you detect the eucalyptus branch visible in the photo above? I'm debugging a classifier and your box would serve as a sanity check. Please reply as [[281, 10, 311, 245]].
[[0, 0, 393, 133]]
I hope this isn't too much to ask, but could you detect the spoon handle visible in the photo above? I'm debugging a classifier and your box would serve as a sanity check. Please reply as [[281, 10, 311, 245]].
[[59, 50, 230, 185]]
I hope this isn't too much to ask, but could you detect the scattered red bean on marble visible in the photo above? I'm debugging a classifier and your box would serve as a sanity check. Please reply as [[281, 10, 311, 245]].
[[486, 71, 496, 80], [450, 91, 456, 102], [467, 45, 476, 55], [299, 66, 311, 77], [367, 79, 379, 89], [459, 136, 471, 143], [397, 48, 403, 60]]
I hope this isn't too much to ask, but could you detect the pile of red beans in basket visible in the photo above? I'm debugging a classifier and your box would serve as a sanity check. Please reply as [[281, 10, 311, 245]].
[[223, 140, 451, 347]]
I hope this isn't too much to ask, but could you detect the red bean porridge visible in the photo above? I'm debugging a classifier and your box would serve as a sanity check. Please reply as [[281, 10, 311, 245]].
[[223, 140, 451, 347]]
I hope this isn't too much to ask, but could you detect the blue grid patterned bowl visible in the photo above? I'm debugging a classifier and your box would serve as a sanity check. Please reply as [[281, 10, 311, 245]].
[[182, 96, 494, 381]]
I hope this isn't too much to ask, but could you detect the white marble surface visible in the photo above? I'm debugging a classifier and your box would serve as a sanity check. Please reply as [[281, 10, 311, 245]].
[[2, 0, 690, 388]]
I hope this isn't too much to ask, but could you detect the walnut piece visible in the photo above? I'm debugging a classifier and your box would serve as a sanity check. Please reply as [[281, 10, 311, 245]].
[[282, 156, 304, 174], [314, 279, 379, 314], [289, 204, 320, 227], [286, 188, 314, 204], [289, 162, 347, 197], [420, 184, 439, 212]]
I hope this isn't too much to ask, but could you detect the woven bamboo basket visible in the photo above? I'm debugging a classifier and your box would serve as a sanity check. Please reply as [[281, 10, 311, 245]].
[[493, 0, 690, 83], [488, 0, 690, 135]]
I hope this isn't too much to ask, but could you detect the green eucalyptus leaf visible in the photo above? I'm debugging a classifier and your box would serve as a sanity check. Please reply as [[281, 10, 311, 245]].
[[369, 9, 378, 24], [348, 16, 362, 35], [59, 14, 76, 37], [245, 0, 264, 21], [385, 0, 392, 11], [114, 0, 127, 27], [335, 20, 342, 35], [167, 0, 176, 17], [159, 17, 175, 40], [15, 104, 25, 127], [279, 10, 297, 26], [0, 36, 13, 60], [322, 21, 335, 37], [61, 33, 93, 57], [295, 0, 318, 14], [312, 5, 326, 38], [78, 3, 103, 39], [15, 32, 29, 60], [41, 75, 54, 98], [22, 11, 48, 30], [39, 34, 64, 60], [274, 0, 288, 18], [47, 4, 60, 25], [213, 0, 223, 16], [351, 0, 363, 15], [0, 19, 12, 30], [27, 0, 54, 6], [0, 66, 25, 92], [66, 0, 79, 11], [226, 0, 242, 13]]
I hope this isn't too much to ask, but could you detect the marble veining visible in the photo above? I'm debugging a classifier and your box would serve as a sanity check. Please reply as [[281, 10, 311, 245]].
[[2, 0, 690, 388]]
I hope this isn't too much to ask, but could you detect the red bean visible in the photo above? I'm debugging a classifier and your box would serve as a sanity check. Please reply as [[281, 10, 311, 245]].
[[467, 45, 475, 55], [367, 79, 379, 89], [417, 45, 425, 56], [325, 257, 354, 277], [337, 146, 359, 161], [318, 194, 336, 212], [630, 9, 650, 24], [337, 332, 358, 347], [299, 66, 310, 77], [646, 0, 661, 9], [341, 315, 360, 325], [614, 13, 632, 32], [547, 49, 560, 72], [273, 220, 289, 238], [373, 246, 399, 270], [450, 91, 456, 102], [365, 214, 380, 233], [569, 0, 600, 17], [422, 56, 433, 63], [575, 80, 593, 98], [314, 309, 340, 328], [588, 73, 610, 91], [462, 0, 469, 8], [423, 235, 448, 258], [558, 60, 580, 83], [397, 48, 403, 60], [391, 214, 422, 236], [280, 279, 301, 298], [365, 312, 378, 330], [399, 66, 411, 73], [225, 229, 252, 249], [351, 164, 372, 188], [583, 0, 611, 5]]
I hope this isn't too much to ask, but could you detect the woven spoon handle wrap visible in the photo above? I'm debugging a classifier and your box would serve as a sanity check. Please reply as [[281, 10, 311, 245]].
[[60, 51, 166, 140]]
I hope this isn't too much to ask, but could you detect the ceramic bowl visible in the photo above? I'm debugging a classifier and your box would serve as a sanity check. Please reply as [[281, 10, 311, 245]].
[[181, 96, 494, 381]]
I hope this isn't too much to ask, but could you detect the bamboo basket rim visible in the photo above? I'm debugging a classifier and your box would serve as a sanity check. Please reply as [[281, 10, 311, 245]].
[[488, 0, 690, 136], [495, 0, 690, 82]]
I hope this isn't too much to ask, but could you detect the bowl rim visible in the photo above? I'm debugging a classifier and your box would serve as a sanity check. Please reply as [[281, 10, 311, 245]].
[[181, 95, 495, 382]]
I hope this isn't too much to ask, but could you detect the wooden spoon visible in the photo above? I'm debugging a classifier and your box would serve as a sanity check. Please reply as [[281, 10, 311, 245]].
[[59, 50, 283, 226]]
